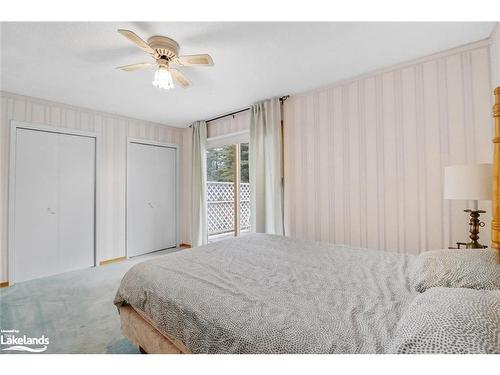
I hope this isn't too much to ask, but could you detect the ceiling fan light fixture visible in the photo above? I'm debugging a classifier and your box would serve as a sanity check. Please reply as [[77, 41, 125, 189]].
[[117, 30, 214, 89], [152, 66, 174, 90]]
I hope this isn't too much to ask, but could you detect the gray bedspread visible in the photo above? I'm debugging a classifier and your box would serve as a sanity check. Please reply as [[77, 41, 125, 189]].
[[114, 234, 417, 353]]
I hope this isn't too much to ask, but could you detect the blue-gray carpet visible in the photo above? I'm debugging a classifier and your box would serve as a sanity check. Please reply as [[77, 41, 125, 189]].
[[0, 248, 180, 354]]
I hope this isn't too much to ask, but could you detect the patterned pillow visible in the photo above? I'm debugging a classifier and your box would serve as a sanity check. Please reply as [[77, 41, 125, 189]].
[[410, 249, 500, 292], [389, 287, 500, 354]]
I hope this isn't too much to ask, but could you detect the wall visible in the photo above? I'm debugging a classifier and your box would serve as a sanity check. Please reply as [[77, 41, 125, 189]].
[[491, 23, 500, 88], [1, 35, 496, 282], [0, 91, 190, 282], [283, 39, 493, 254], [207, 110, 250, 138]]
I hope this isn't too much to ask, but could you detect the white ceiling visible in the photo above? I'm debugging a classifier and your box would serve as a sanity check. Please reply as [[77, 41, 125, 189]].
[[1, 22, 495, 127]]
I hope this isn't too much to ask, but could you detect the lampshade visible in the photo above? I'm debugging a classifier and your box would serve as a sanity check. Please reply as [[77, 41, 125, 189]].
[[443, 163, 492, 201], [152, 67, 174, 90]]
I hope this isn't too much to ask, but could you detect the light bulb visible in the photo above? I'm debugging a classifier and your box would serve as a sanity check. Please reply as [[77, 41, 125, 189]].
[[152, 67, 174, 90]]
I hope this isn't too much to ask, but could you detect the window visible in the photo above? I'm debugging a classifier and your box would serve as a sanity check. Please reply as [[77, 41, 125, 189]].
[[206, 142, 250, 242], [239, 143, 250, 232]]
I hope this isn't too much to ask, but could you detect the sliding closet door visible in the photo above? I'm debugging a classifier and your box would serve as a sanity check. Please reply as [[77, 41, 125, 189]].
[[127, 142, 177, 257], [13, 128, 95, 283]]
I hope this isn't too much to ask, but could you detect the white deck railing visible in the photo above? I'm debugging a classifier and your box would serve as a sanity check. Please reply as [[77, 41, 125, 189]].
[[207, 181, 250, 235]]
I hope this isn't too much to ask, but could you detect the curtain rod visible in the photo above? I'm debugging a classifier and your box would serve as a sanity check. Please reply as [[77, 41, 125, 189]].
[[190, 95, 290, 127], [206, 107, 249, 124]]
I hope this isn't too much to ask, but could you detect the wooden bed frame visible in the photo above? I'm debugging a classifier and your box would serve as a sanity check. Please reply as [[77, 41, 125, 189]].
[[119, 305, 190, 354], [491, 87, 500, 262], [120, 87, 500, 354]]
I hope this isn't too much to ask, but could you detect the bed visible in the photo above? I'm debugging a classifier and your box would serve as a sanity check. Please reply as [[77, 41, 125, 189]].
[[114, 88, 500, 354], [115, 234, 417, 354]]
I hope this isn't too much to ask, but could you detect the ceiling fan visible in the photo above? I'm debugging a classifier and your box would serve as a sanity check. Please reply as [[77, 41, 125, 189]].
[[116, 29, 214, 90]]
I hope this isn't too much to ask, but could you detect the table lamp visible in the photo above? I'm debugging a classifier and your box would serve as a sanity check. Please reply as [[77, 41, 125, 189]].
[[444, 163, 492, 249]]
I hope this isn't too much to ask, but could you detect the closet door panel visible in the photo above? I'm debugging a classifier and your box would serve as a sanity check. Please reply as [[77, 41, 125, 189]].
[[58, 134, 96, 272], [13, 128, 96, 283], [154, 146, 177, 249], [127, 143, 157, 257], [14, 129, 59, 282]]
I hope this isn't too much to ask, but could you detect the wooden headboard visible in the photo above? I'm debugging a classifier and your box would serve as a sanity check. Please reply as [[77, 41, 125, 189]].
[[491, 87, 500, 261]]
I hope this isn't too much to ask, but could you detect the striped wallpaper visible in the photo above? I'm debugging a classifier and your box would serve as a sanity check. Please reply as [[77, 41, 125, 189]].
[[283, 40, 493, 254], [207, 110, 250, 138], [0, 91, 190, 282]]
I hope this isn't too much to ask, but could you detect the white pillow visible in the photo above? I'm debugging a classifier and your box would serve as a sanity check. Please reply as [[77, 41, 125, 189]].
[[389, 287, 500, 354], [410, 249, 500, 292]]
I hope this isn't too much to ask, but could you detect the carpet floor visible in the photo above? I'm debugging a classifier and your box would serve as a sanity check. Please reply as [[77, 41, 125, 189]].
[[0, 248, 180, 354]]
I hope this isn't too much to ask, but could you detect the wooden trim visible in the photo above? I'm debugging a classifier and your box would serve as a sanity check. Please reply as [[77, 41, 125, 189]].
[[491, 87, 500, 262], [280, 118, 285, 235], [99, 256, 126, 266], [119, 305, 190, 354], [234, 143, 240, 236], [179, 243, 192, 249], [0, 281, 9, 288]]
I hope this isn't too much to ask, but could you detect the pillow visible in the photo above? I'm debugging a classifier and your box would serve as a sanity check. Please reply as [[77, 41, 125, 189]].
[[389, 287, 500, 354], [410, 249, 500, 293]]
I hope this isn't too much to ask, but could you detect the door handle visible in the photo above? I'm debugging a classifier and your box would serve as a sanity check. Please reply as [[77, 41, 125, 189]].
[[148, 202, 154, 208], [46, 207, 56, 215]]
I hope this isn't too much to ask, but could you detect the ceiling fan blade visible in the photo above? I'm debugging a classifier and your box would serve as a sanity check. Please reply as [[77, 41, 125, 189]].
[[116, 62, 153, 71], [177, 54, 214, 66], [170, 68, 191, 87], [117, 29, 155, 55]]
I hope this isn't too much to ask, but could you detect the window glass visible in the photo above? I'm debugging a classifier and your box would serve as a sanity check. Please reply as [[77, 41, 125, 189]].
[[239, 143, 250, 234], [206, 145, 235, 240]]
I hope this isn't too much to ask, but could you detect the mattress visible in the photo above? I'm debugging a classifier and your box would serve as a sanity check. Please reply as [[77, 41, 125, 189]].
[[114, 234, 417, 353]]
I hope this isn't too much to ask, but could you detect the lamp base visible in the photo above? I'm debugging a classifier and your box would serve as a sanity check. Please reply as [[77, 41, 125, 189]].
[[463, 209, 488, 249], [463, 242, 488, 249]]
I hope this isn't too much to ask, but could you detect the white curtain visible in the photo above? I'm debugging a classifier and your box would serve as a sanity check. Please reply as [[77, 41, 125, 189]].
[[249, 98, 284, 235], [191, 121, 208, 247]]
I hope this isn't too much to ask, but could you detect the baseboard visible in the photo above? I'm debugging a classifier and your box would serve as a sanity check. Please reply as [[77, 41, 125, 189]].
[[99, 256, 126, 266], [100, 246, 189, 265], [0, 281, 9, 288]]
